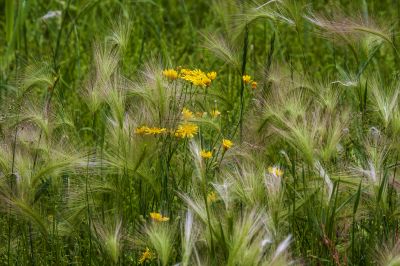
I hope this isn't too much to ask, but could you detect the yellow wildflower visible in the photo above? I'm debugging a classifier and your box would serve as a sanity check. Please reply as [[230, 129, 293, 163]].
[[138, 248, 152, 264], [207, 71, 217, 80], [242, 75, 251, 84], [174, 123, 198, 138], [222, 139, 233, 150], [147, 127, 167, 135], [251, 81, 257, 89], [182, 107, 194, 120], [207, 191, 217, 203], [268, 166, 284, 177], [135, 126, 150, 134], [138, 247, 153, 264], [162, 69, 178, 80], [200, 150, 212, 159], [150, 212, 170, 222], [210, 110, 221, 118], [135, 126, 166, 135]]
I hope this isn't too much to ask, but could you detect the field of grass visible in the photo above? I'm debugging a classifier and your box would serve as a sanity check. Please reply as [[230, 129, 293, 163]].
[[2, 0, 400, 265]]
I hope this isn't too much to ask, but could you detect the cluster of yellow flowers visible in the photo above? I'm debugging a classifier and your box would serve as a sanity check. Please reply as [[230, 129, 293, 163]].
[[135, 104, 233, 156], [180, 69, 217, 87], [150, 212, 170, 222], [162, 68, 217, 87], [242, 74, 257, 89], [135, 108, 199, 139], [135, 123, 199, 139], [135, 125, 235, 150], [199, 139, 233, 160], [135, 126, 167, 135]]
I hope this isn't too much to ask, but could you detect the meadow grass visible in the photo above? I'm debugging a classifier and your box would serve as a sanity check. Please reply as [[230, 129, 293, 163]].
[[2, 0, 400, 265]]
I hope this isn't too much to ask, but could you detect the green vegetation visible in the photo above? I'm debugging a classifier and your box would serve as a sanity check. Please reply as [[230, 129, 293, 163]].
[[2, 0, 400, 265]]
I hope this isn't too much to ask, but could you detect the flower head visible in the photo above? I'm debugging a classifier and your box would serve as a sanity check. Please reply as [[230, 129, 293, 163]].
[[135, 126, 166, 135], [207, 71, 217, 80], [147, 127, 167, 135], [268, 166, 284, 177], [242, 75, 251, 84], [182, 107, 193, 120], [150, 212, 170, 222], [175, 123, 198, 138], [138, 247, 153, 264], [162, 69, 178, 80], [222, 139, 233, 150], [251, 81, 257, 89], [207, 191, 218, 203], [135, 126, 149, 134], [200, 150, 213, 159]]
